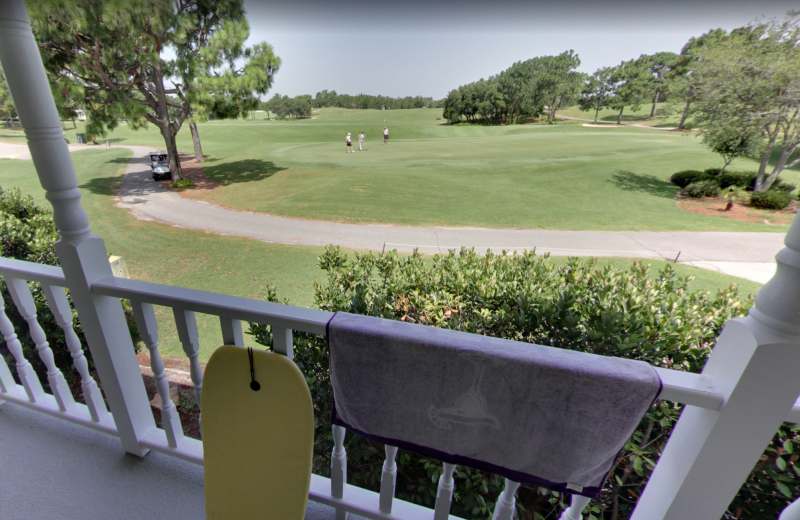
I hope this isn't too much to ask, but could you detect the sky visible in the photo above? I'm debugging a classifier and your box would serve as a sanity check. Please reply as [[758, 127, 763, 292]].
[[242, 0, 798, 99]]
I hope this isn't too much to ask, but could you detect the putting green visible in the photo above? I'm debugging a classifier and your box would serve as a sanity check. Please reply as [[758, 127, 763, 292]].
[[26, 106, 799, 232]]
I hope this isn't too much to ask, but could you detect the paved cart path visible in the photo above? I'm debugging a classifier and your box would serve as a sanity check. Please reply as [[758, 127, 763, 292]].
[[0, 138, 106, 159], [111, 147, 782, 284], [0, 141, 781, 283], [554, 113, 678, 130]]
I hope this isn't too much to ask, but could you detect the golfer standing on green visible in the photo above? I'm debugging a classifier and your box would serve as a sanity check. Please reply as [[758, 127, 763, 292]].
[[346, 133, 353, 153], [383, 126, 389, 146]]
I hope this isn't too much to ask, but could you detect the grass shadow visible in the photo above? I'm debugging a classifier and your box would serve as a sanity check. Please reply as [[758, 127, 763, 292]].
[[202, 159, 288, 186], [78, 174, 119, 197], [608, 170, 679, 199], [104, 156, 137, 164]]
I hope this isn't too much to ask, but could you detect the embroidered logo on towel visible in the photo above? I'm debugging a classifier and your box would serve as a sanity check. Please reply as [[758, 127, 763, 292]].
[[429, 353, 505, 430]]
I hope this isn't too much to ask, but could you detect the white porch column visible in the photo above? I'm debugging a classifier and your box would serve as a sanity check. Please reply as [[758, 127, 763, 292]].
[[631, 215, 800, 519], [0, 0, 154, 456]]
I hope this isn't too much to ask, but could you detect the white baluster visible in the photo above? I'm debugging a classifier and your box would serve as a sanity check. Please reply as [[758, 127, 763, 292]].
[[41, 284, 110, 423], [331, 424, 348, 520], [0, 0, 155, 456], [379, 445, 399, 514], [492, 479, 521, 520], [132, 300, 184, 448], [0, 343, 13, 396], [273, 326, 293, 358], [219, 317, 243, 347], [173, 308, 203, 409], [433, 463, 457, 520], [0, 287, 43, 401], [559, 495, 591, 520], [780, 497, 800, 520], [6, 278, 74, 411]]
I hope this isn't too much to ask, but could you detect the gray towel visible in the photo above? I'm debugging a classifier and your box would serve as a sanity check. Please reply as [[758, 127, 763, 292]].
[[327, 312, 661, 497]]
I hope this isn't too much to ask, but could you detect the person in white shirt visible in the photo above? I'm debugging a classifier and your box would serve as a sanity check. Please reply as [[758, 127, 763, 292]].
[[358, 131, 366, 151], [383, 127, 389, 146], [346, 133, 353, 153]]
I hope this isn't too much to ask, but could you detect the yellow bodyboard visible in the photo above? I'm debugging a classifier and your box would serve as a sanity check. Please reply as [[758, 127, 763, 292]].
[[203, 346, 314, 519]]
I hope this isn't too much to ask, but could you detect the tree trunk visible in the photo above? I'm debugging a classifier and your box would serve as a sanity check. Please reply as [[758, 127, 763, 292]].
[[189, 122, 204, 162], [151, 59, 184, 181], [759, 143, 798, 192], [754, 132, 780, 192], [617, 106, 624, 125], [650, 90, 661, 118], [594, 104, 600, 124], [725, 201, 734, 211], [678, 99, 691, 130], [71, 117, 76, 129], [159, 123, 183, 181]]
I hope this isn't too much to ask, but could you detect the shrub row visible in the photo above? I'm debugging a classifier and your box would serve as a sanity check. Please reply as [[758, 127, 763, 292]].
[[751, 190, 793, 210], [670, 169, 796, 194], [685, 180, 720, 198], [672, 169, 797, 209], [249, 246, 798, 519], [0, 187, 140, 394]]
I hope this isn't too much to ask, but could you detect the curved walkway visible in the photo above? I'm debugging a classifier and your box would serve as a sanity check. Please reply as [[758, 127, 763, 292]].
[[555, 113, 678, 131], [0, 139, 105, 159], [113, 147, 782, 283]]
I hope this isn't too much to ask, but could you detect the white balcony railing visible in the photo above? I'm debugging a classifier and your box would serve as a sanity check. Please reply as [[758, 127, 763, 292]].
[[2, 1, 800, 518], [1, 255, 799, 519]]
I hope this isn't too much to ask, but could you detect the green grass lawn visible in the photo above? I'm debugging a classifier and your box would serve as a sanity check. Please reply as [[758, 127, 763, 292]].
[[0, 149, 763, 362], [0, 150, 329, 361], [11, 107, 795, 233]]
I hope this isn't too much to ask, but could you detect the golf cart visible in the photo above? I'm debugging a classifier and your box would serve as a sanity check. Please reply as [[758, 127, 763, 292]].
[[149, 152, 172, 181]]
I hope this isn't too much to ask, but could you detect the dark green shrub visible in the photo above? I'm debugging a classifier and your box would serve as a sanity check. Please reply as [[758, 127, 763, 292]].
[[703, 167, 722, 176], [771, 179, 797, 193], [0, 187, 140, 394], [718, 171, 757, 190], [686, 181, 720, 198], [172, 179, 195, 189], [670, 170, 710, 188], [250, 247, 796, 519], [751, 190, 792, 210]]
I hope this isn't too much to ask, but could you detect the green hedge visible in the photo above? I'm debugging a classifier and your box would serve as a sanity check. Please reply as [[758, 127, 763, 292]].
[[671, 169, 796, 196], [718, 171, 757, 190], [249, 246, 798, 519], [670, 170, 709, 188], [0, 187, 140, 394], [751, 190, 792, 210], [772, 179, 797, 193], [686, 181, 720, 198]]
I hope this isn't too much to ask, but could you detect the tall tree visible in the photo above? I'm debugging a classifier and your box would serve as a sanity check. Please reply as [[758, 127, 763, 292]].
[[690, 15, 800, 191], [609, 59, 650, 125], [30, 0, 280, 180], [578, 67, 615, 123], [536, 50, 583, 124], [640, 52, 679, 117], [669, 28, 730, 130], [498, 61, 539, 124]]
